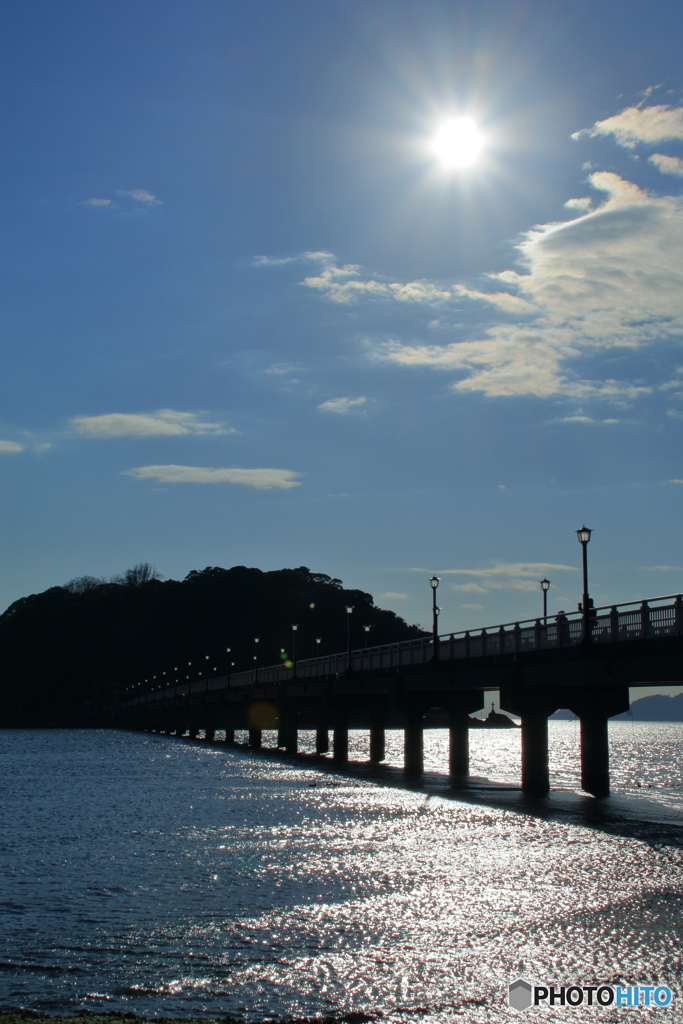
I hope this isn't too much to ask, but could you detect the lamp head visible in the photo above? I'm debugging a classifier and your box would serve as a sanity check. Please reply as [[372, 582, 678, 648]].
[[576, 526, 592, 544], [540, 578, 551, 592], [345, 605, 354, 614], [292, 623, 298, 631], [430, 575, 440, 589]]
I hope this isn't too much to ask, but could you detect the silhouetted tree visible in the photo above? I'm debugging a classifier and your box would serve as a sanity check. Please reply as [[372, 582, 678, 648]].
[[0, 563, 425, 726]]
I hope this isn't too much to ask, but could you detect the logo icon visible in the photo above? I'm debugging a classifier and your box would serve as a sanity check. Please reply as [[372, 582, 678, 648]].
[[508, 978, 533, 1011]]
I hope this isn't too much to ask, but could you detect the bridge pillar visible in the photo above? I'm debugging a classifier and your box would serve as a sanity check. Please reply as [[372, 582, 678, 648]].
[[248, 727, 262, 750], [404, 710, 424, 776], [189, 724, 199, 740], [205, 724, 215, 742], [224, 725, 235, 744], [565, 686, 629, 798], [285, 705, 298, 756], [446, 692, 484, 779], [315, 707, 329, 754], [448, 712, 470, 778], [520, 713, 550, 797], [369, 708, 385, 762], [499, 688, 561, 797], [333, 708, 348, 764], [580, 716, 609, 798]]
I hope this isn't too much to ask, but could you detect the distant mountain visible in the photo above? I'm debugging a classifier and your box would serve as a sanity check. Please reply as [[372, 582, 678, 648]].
[[551, 693, 683, 722]]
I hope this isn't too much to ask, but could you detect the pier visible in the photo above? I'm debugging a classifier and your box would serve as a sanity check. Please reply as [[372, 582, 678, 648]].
[[118, 593, 683, 798]]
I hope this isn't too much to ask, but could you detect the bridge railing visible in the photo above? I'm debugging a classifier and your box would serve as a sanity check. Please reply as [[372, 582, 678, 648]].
[[118, 593, 683, 705], [224, 593, 683, 688]]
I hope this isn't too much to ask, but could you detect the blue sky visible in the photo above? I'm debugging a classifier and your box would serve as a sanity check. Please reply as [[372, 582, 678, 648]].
[[2, 0, 683, 658]]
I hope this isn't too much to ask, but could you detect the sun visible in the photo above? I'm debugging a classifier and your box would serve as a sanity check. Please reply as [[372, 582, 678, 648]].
[[432, 117, 483, 168]]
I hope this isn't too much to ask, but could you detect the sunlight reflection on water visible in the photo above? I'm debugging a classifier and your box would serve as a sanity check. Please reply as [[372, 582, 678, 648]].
[[1, 726, 682, 1023]]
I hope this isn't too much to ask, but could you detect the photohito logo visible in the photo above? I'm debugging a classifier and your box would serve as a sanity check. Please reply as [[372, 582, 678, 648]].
[[507, 978, 673, 1011]]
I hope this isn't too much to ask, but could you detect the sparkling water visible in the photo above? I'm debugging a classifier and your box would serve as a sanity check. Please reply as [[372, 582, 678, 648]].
[[1, 725, 682, 1022]]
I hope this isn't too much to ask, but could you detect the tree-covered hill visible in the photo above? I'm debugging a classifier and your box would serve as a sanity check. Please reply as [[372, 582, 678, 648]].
[[0, 564, 426, 726]]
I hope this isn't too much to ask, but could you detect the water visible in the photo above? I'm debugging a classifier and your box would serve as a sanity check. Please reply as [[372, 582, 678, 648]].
[[1, 725, 682, 1022]]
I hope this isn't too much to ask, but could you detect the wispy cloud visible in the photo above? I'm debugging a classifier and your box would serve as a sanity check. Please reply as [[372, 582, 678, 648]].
[[649, 153, 683, 177], [382, 591, 408, 599], [572, 103, 683, 148], [368, 172, 680, 398], [71, 410, 231, 438], [253, 251, 334, 267], [638, 565, 683, 571], [118, 189, 161, 204], [83, 198, 112, 207], [461, 603, 484, 610], [123, 465, 301, 489], [424, 561, 576, 593], [0, 440, 23, 453], [317, 396, 367, 414]]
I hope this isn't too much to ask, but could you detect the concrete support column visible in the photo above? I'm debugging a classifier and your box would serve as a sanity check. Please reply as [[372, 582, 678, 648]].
[[333, 708, 349, 764], [224, 726, 235, 744], [189, 724, 199, 740], [580, 715, 610, 798], [404, 710, 424, 777], [249, 727, 262, 750], [205, 725, 215, 742], [285, 706, 298, 756], [520, 713, 549, 796], [369, 709, 385, 763], [315, 707, 329, 754], [448, 712, 469, 778]]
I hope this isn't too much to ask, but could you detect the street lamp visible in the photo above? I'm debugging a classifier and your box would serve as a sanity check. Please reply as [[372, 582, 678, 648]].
[[540, 578, 550, 621], [345, 605, 354, 669], [430, 576, 440, 660], [226, 647, 231, 676], [363, 624, 371, 647], [576, 526, 593, 641], [291, 624, 298, 675], [254, 637, 259, 681], [315, 637, 322, 658]]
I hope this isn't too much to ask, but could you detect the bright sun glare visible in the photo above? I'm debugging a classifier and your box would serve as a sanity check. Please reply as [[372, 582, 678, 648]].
[[432, 117, 483, 168]]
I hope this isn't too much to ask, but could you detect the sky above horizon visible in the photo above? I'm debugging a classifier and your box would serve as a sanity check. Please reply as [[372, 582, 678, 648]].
[[2, 0, 683, 677]]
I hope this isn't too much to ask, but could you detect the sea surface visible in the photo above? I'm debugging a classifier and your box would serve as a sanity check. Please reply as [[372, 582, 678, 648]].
[[1, 724, 682, 1023]]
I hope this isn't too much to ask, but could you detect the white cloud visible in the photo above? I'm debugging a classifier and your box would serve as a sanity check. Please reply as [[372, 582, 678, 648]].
[[254, 251, 334, 267], [438, 561, 575, 594], [368, 171, 682, 397], [649, 153, 683, 176], [382, 591, 408, 599], [0, 440, 23, 453], [670, 479, 683, 484], [572, 103, 683, 148], [123, 465, 301, 489], [638, 565, 683, 571], [460, 603, 484, 610], [317, 396, 367, 414], [564, 197, 593, 211], [118, 189, 161, 204], [71, 410, 231, 438], [83, 198, 112, 207]]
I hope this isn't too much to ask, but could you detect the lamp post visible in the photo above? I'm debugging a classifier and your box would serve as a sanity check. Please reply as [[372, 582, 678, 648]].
[[345, 605, 354, 669], [430, 576, 440, 660], [540, 578, 550, 621], [226, 647, 231, 677], [254, 637, 259, 681], [363, 625, 371, 647], [291, 624, 298, 675], [576, 526, 592, 641]]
